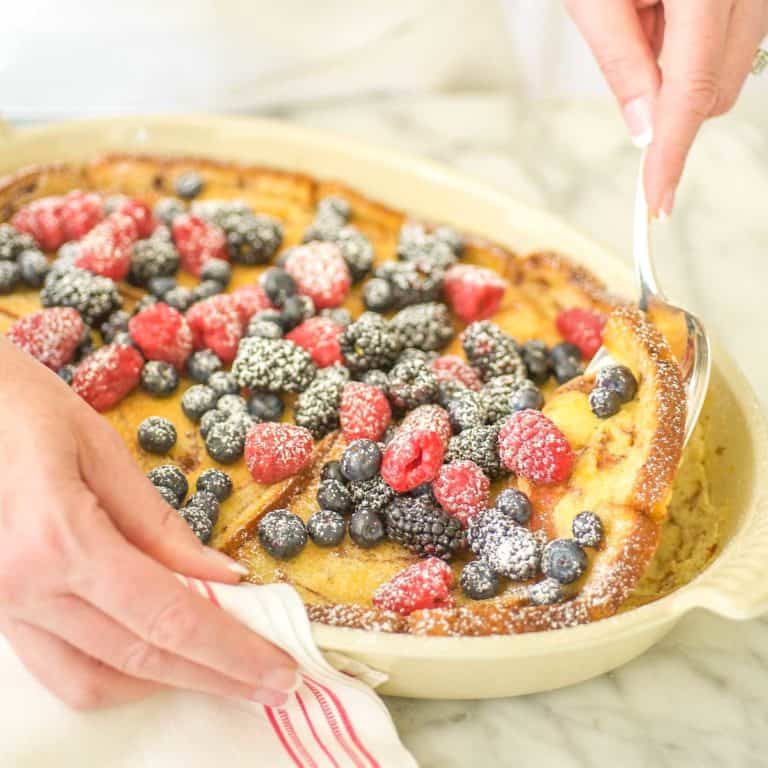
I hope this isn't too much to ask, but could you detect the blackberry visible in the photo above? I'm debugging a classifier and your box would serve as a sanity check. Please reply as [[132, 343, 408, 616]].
[[363, 277, 394, 313], [589, 387, 621, 418], [528, 578, 564, 606], [550, 342, 583, 384], [147, 276, 177, 298], [335, 227, 373, 282], [181, 384, 218, 421], [128, 238, 179, 286], [193, 279, 224, 302], [437, 378, 468, 408], [141, 360, 180, 396], [208, 371, 239, 397], [348, 509, 386, 549], [232, 337, 317, 393], [340, 312, 402, 373], [163, 286, 195, 312], [200, 408, 228, 438], [196, 468, 233, 502], [321, 461, 345, 484], [187, 349, 223, 383], [199, 258, 232, 287], [317, 196, 351, 221], [205, 420, 246, 464], [495, 488, 532, 525], [74, 324, 97, 362], [320, 307, 352, 327], [307, 509, 346, 547], [572, 511, 604, 548], [258, 509, 308, 560], [246, 316, 284, 340], [179, 505, 214, 543], [151, 225, 173, 243], [40, 267, 122, 325], [191, 199, 252, 226], [446, 425, 504, 479], [396, 347, 434, 365], [387, 358, 438, 411], [360, 369, 389, 395], [384, 496, 465, 561], [348, 475, 395, 515], [18, 249, 50, 288], [541, 539, 587, 584], [480, 375, 522, 425], [396, 224, 457, 271], [100, 310, 130, 344], [174, 171, 205, 200], [153, 197, 186, 226], [303, 213, 343, 244], [595, 365, 638, 403], [374, 261, 443, 309], [521, 340, 551, 385], [220, 211, 283, 265], [247, 391, 285, 422], [156, 484, 181, 509], [137, 417, 177, 454], [461, 321, 525, 381], [340, 439, 382, 482], [316, 479, 352, 515], [58, 364, 75, 385], [260, 267, 296, 307], [390, 302, 454, 352], [147, 464, 188, 501], [0, 224, 36, 261], [433, 226, 465, 258], [409, 482, 435, 499], [185, 491, 221, 525], [447, 389, 486, 432], [509, 381, 544, 412], [293, 366, 347, 438], [460, 560, 500, 600]]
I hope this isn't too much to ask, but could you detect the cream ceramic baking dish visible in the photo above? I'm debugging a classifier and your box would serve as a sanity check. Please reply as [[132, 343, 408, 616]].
[[1, 115, 766, 699]]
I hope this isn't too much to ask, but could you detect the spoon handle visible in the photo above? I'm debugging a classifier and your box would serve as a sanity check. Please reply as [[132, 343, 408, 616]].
[[634, 148, 663, 310]]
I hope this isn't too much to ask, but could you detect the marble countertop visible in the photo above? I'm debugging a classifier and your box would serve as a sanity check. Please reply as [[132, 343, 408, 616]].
[[275, 92, 768, 768]]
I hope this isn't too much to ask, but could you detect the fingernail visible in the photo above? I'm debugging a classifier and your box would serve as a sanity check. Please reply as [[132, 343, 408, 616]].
[[262, 667, 301, 694], [623, 97, 653, 148], [252, 689, 289, 708], [659, 188, 675, 219], [203, 547, 249, 577]]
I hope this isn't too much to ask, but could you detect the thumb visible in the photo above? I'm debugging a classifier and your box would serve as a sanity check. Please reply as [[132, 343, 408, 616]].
[[78, 415, 247, 583], [566, 0, 661, 146]]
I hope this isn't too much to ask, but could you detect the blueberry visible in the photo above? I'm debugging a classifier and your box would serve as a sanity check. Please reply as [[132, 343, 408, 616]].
[[147, 464, 188, 501], [320, 460, 345, 484], [279, 295, 305, 331], [156, 483, 181, 509], [147, 275, 177, 298], [528, 577, 564, 606], [589, 387, 621, 418], [179, 505, 214, 543], [100, 310, 131, 344], [208, 371, 239, 397], [199, 408, 228, 438], [193, 279, 224, 301], [18, 249, 49, 288], [360, 369, 389, 394], [460, 560, 501, 600], [138, 416, 177, 454], [154, 197, 186, 226], [595, 365, 637, 404], [340, 439, 382, 482], [181, 384, 218, 421], [307, 509, 346, 547], [57, 364, 75, 385], [246, 318, 284, 339], [495, 488, 532, 525], [185, 490, 221, 525], [550, 342, 582, 384], [164, 285, 195, 312], [175, 171, 205, 200], [225, 410, 255, 438], [258, 509, 308, 560], [0, 260, 20, 293], [317, 196, 351, 221], [247, 391, 284, 422], [187, 349, 223, 383], [409, 482, 434, 499], [316, 479, 352, 515], [348, 509, 385, 548], [541, 539, 588, 584], [521, 340, 551, 385], [509, 382, 544, 412], [320, 307, 352, 327], [572, 511, 604, 548], [205, 420, 246, 464], [216, 393, 248, 416], [200, 258, 232, 287], [363, 278, 394, 313], [260, 267, 297, 307], [196, 468, 233, 502]]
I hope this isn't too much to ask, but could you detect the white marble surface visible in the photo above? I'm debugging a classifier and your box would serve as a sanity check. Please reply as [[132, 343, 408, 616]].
[[270, 92, 768, 767]]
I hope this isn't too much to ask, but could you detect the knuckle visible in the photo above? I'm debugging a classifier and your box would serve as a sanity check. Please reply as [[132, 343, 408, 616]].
[[679, 72, 720, 117], [116, 640, 158, 678], [596, 52, 636, 90], [145, 593, 198, 650], [711, 89, 737, 117]]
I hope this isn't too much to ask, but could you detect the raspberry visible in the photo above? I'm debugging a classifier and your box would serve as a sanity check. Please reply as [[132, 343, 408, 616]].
[[74, 213, 139, 281], [381, 427, 445, 493], [71, 342, 143, 411], [285, 316, 344, 368], [432, 460, 490, 526], [6, 307, 85, 370], [186, 295, 243, 365], [430, 355, 483, 391], [497, 409, 575, 485], [283, 242, 351, 309], [230, 284, 273, 324], [172, 214, 228, 277], [443, 264, 506, 323], [373, 557, 454, 616], [128, 302, 193, 370], [109, 197, 157, 239], [555, 307, 607, 360], [339, 381, 392, 442], [12, 191, 104, 251], [400, 404, 452, 447], [245, 422, 314, 484]]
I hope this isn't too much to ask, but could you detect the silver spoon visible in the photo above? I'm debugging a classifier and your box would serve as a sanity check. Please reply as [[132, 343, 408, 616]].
[[587, 149, 711, 447]]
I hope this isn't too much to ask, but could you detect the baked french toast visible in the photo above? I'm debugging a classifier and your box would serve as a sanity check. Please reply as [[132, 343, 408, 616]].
[[0, 154, 696, 636]]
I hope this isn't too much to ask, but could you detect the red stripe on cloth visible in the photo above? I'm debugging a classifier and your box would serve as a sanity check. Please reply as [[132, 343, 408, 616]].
[[304, 679, 364, 768], [279, 708, 319, 768], [265, 706, 306, 768], [200, 580, 221, 607], [295, 690, 341, 768], [306, 677, 380, 768]]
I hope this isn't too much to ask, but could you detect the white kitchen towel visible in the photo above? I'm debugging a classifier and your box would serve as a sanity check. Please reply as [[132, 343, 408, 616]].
[[0, 577, 417, 768]]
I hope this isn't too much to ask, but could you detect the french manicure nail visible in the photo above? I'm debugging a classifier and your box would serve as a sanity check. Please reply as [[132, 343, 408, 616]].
[[252, 689, 289, 708], [660, 189, 675, 219], [623, 97, 653, 148], [262, 667, 301, 694], [203, 547, 249, 576]]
